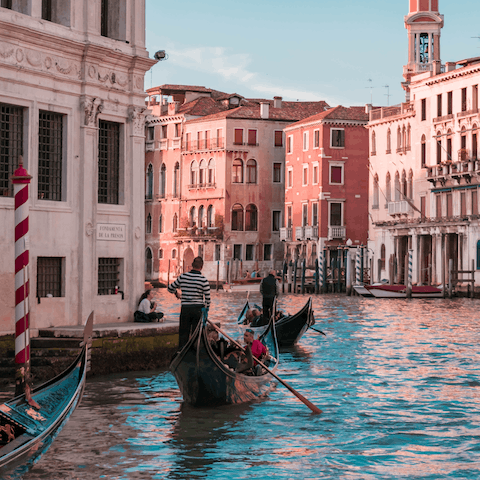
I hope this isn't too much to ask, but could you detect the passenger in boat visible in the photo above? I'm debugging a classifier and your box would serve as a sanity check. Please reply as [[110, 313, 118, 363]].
[[207, 323, 229, 358], [243, 308, 254, 325], [251, 269, 259, 278], [250, 308, 268, 327], [168, 256, 211, 349], [260, 270, 280, 321], [134, 289, 164, 323], [244, 270, 249, 278], [243, 328, 267, 374]]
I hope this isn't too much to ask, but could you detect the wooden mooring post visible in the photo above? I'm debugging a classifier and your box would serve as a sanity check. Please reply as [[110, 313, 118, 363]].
[[452, 259, 475, 299]]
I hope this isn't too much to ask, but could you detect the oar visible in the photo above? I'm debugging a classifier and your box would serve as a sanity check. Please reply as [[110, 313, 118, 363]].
[[309, 326, 326, 336], [207, 320, 322, 415]]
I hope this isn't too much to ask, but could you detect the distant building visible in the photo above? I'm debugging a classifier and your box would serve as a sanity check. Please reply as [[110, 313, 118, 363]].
[[0, 1, 155, 334], [144, 85, 329, 283], [281, 106, 370, 270], [368, 0, 480, 286]]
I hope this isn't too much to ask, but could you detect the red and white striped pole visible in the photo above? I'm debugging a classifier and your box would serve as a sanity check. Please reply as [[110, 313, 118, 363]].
[[12, 159, 32, 396]]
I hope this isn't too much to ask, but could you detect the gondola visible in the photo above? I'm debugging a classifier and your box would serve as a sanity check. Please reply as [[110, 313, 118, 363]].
[[237, 297, 315, 347], [0, 313, 93, 478], [170, 311, 279, 407]]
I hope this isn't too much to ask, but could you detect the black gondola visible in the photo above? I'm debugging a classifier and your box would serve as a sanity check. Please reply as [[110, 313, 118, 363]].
[[238, 297, 315, 347], [0, 313, 93, 478], [170, 312, 279, 407]]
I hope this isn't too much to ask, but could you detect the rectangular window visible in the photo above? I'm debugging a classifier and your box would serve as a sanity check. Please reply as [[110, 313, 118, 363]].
[[216, 128, 222, 147], [330, 203, 342, 226], [314, 129, 320, 148], [436, 138, 442, 164], [420, 196, 426, 217], [98, 257, 120, 295], [246, 244, 254, 261], [461, 192, 466, 216], [302, 165, 308, 186], [98, 120, 120, 204], [247, 129, 257, 146], [161, 125, 167, 138], [447, 91, 452, 115], [1, 0, 13, 8], [215, 244, 221, 261], [312, 164, 318, 184], [0, 103, 23, 197], [302, 203, 308, 226], [174, 123, 180, 137], [287, 135, 293, 154], [234, 129, 243, 145], [437, 94, 442, 117], [287, 168, 293, 188], [38, 110, 63, 201], [421, 98, 426, 121], [101, 0, 125, 40], [446, 193, 453, 217], [312, 202, 318, 226], [287, 205, 292, 228], [273, 162, 281, 183], [274, 130, 283, 147], [272, 210, 281, 231], [303, 131, 308, 151], [233, 244, 242, 260], [461, 87, 467, 112], [147, 126, 154, 141], [330, 165, 343, 184], [263, 244, 272, 261], [436, 194, 442, 218], [472, 190, 478, 215], [198, 244, 204, 258], [421, 140, 426, 168], [205, 130, 210, 148], [331, 129, 345, 148], [37, 257, 63, 297], [185, 132, 191, 150], [197, 131, 202, 149], [473, 85, 478, 111], [42, 0, 52, 21], [473, 133, 478, 159]]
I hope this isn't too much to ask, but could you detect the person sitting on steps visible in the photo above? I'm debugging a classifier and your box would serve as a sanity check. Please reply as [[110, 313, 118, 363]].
[[134, 289, 164, 323]]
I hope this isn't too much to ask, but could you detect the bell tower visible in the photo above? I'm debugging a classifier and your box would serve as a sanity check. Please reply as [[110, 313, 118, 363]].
[[402, 0, 444, 100]]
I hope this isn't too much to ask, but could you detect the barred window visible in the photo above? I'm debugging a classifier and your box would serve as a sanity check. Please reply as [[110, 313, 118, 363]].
[[37, 257, 63, 297], [1, 103, 23, 197], [38, 110, 63, 201], [98, 258, 120, 295], [98, 120, 120, 204]]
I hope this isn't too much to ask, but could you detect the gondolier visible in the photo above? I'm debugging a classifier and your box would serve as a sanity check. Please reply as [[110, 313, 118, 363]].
[[168, 256, 211, 349], [260, 270, 280, 321]]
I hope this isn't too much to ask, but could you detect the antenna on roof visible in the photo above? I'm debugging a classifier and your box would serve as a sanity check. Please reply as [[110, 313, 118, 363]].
[[365, 79, 376, 104], [384, 85, 391, 106]]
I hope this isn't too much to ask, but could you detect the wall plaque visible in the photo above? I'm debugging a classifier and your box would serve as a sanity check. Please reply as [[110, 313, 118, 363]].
[[96, 224, 126, 241]]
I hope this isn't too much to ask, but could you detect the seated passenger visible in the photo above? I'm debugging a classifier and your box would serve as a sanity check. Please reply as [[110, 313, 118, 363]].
[[207, 323, 229, 358], [243, 308, 254, 325], [250, 308, 269, 327]]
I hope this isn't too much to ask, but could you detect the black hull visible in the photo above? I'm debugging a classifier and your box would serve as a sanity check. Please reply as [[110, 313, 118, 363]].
[[275, 298, 314, 347], [170, 317, 279, 407]]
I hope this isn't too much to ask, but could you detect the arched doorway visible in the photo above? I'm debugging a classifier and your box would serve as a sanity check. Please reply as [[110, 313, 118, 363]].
[[145, 247, 153, 279], [183, 247, 195, 273]]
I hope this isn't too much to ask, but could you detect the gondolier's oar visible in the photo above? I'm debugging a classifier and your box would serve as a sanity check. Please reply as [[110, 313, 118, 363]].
[[309, 326, 326, 336], [206, 320, 322, 415]]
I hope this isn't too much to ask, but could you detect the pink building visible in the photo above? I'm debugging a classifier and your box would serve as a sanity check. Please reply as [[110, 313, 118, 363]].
[[281, 106, 370, 269], [144, 85, 328, 283]]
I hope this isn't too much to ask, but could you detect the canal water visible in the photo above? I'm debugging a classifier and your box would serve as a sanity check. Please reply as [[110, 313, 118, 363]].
[[16, 292, 480, 479]]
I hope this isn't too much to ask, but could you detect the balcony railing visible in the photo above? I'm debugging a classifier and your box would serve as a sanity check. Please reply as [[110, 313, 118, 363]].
[[159, 139, 168, 150], [328, 226, 346, 240], [295, 226, 305, 241], [304, 225, 319, 240], [388, 201, 414, 216], [426, 158, 478, 186], [183, 138, 225, 151], [280, 227, 292, 241]]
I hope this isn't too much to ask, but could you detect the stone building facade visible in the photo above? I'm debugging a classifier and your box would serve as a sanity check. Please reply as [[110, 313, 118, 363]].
[[0, 0, 155, 334]]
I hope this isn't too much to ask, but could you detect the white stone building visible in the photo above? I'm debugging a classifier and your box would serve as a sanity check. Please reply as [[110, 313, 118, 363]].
[[368, 0, 480, 289], [0, 0, 155, 334]]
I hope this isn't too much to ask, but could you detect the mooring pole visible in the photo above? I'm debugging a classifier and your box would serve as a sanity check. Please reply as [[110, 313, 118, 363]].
[[314, 257, 319, 294], [406, 249, 413, 299], [12, 160, 32, 397]]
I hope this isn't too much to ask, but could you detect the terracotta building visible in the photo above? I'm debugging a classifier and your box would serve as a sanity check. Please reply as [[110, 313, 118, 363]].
[[0, 1, 155, 333], [368, 0, 480, 286], [144, 85, 329, 283], [281, 106, 370, 269]]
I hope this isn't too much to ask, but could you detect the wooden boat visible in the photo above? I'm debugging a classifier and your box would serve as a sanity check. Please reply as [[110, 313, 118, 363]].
[[223, 277, 263, 293], [0, 313, 93, 478], [170, 312, 279, 407], [365, 284, 444, 298], [237, 297, 315, 347]]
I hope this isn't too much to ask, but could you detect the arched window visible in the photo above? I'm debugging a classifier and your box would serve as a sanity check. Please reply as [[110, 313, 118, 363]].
[[145, 247, 153, 277], [232, 159, 243, 183], [407, 124, 411, 150], [371, 130, 376, 155], [173, 213, 178, 233], [460, 126, 467, 160], [173, 162, 180, 197], [380, 244, 385, 270], [158, 248, 163, 259], [172, 248, 177, 259], [373, 173, 379, 208], [146, 213, 152, 233], [477, 240, 480, 269], [397, 127, 402, 151], [160, 164, 166, 198], [402, 125, 406, 151], [436, 131, 442, 164], [207, 205, 214, 227], [146, 164, 153, 199], [401, 169, 407, 197], [189, 206, 196, 227], [421, 134, 427, 168], [198, 205, 205, 228], [386, 128, 391, 153], [208, 158, 215, 185], [447, 129, 453, 161], [190, 160, 198, 187], [472, 124, 478, 160], [159, 214, 163, 233], [386, 172, 391, 203], [246, 159, 257, 183], [408, 169, 413, 199], [394, 171, 400, 201], [199, 159, 207, 186], [245, 204, 258, 231], [232, 203, 244, 231]]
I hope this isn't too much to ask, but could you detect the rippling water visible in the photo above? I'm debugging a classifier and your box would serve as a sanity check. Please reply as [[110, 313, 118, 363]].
[[17, 292, 480, 479]]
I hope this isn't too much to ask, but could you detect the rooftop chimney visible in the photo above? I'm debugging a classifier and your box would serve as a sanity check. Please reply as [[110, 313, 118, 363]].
[[260, 102, 269, 119], [273, 96, 282, 108], [365, 104, 372, 114], [445, 62, 456, 72], [168, 101, 179, 115]]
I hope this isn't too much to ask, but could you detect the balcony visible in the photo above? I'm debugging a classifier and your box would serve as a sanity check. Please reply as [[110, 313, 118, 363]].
[[145, 141, 155, 152], [304, 225, 319, 240], [159, 139, 168, 150], [175, 226, 222, 240], [182, 138, 225, 152], [280, 227, 292, 241], [295, 226, 305, 241], [388, 201, 414, 216], [426, 158, 478, 186], [328, 226, 346, 240]]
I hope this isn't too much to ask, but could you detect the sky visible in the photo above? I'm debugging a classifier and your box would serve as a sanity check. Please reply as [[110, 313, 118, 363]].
[[145, 0, 480, 109]]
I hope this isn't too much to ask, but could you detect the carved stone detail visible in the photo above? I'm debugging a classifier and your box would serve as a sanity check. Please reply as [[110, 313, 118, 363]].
[[26, 50, 42, 67], [81, 97, 104, 127], [85, 223, 94, 236], [135, 227, 141, 239], [44, 56, 53, 69], [128, 107, 146, 136], [16, 49, 24, 63], [0, 47, 14, 59]]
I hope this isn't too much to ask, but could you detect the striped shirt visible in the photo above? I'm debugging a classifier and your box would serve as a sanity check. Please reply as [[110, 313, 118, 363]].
[[168, 270, 211, 307]]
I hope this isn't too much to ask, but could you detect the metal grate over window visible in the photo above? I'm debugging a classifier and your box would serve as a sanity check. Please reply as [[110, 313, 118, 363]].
[[98, 120, 120, 204], [0, 103, 23, 197], [98, 257, 120, 295], [37, 257, 63, 297], [38, 110, 63, 201]]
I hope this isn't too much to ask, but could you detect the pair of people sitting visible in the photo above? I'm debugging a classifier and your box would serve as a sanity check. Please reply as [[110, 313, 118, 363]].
[[134, 289, 164, 323], [243, 308, 269, 327]]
